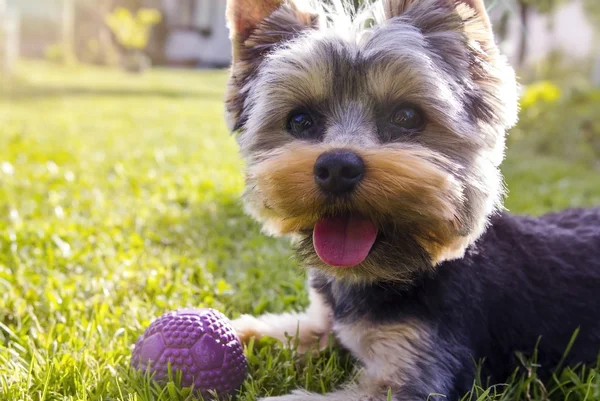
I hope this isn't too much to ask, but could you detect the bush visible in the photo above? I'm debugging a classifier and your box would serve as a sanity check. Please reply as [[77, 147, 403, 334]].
[[510, 81, 600, 164], [104, 7, 162, 73], [105, 7, 162, 51], [80, 38, 120, 67], [44, 43, 77, 66]]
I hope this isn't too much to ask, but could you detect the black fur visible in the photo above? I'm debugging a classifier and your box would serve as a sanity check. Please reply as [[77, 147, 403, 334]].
[[311, 208, 600, 400]]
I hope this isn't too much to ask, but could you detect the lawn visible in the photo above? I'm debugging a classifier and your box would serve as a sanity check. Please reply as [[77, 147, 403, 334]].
[[1, 62, 599, 401]]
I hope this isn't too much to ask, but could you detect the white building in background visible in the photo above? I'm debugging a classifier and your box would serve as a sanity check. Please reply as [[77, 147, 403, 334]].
[[7, 0, 232, 68], [489, 0, 595, 66], [159, 0, 231, 67], [0, 0, 20, 73], [156, 0, 596, 69], [2, 0, 597, 70]]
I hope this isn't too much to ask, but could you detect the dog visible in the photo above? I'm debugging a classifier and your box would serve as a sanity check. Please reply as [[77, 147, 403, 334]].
[[223, 0, 600, 400]]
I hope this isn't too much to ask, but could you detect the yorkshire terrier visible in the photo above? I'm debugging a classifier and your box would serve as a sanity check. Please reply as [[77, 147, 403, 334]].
[[223, 0, 600, 400]]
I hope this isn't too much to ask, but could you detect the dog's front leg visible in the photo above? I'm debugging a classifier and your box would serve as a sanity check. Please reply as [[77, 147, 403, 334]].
[[259, 386, 383, 401], [259, 319, 462, 401], [258, 382, 449, 401], [232, 286, 333, 354]]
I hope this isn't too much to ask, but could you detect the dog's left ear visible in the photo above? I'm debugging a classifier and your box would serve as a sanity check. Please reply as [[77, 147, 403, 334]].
[[458, 0, 492, 32], [386, 0, 493, 39], [225, 0, 317, 131]]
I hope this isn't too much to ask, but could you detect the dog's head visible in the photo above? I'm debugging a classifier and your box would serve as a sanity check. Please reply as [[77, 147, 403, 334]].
[[225, 0, 518, 283]]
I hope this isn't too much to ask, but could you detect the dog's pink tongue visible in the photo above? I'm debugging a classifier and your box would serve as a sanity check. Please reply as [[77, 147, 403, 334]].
[[313, 215, 378, 267]]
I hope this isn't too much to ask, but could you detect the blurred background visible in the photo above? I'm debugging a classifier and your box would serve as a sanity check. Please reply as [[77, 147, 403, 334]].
[[2, 0, 600, 161], [0, 0, 231, 70], [0, 2, 599, 400], [1, 0, 600, 70], [1, 0, 599, 70]]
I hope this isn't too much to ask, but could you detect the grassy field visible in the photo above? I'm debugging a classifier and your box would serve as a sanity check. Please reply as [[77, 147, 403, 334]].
[[1, 62, 599, 401]]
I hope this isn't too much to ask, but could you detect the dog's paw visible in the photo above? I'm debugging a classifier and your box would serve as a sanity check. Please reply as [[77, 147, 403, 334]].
[[298, 330, 333, 355], [231, 314, 268, 344], [231, 314, 332, 354]]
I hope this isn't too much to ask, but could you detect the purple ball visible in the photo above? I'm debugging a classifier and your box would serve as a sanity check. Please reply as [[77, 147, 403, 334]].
[[131, 308, 247, 397]]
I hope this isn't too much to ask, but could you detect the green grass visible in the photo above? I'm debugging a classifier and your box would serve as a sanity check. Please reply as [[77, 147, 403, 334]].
[[1, 61, 599, 401]]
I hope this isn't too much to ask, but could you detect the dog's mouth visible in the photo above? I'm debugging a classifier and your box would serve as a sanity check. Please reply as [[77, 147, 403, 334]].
[[312, 214, 378, 267]]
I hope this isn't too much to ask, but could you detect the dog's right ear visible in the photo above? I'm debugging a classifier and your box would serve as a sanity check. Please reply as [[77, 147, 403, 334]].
[[228, 0, 282, 59], [227, 0, 316, 61], [225, 0, 317, 132]]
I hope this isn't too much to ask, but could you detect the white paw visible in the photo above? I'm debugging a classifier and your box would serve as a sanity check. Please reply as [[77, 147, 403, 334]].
[[259, 389, 378, 401], [231, 314, 268, 344], [231, 314, 332, 355], [259, 390, 323, 401]]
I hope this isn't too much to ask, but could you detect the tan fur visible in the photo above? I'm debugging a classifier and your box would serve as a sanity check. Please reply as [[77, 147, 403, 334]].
[[334, 320, 432, 390], [246, 142, 465, 278], [226, 0, 284, 53], [249, 143, 462, 230], [256, 320, 438, 401], [247, 143, 324, 234], [457, 0, 492, 31]]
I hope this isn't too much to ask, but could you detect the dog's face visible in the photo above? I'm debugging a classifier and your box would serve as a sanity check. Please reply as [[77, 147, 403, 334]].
[[225, 0, 519, 283]]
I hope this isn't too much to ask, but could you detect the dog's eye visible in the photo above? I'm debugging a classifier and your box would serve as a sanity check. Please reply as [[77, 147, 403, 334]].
[[391, 106, 424, 132], [287, 111, 315, 138]]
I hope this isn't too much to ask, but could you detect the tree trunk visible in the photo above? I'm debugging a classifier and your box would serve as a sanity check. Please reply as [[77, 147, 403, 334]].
[[497, 10, 510, 44], [518, 2, 530, 67], [62, 0, 75, 62], [99, 0, 120, 65], [592, 40, 600, 87], [1, 0, 20, 75]]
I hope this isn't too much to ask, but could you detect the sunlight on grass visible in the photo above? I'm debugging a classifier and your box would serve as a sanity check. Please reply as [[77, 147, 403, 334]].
[[0, 62, 599, 401]]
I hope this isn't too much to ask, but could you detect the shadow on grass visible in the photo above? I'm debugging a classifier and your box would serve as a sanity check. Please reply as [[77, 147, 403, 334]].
[[143, 189, 309, 316]]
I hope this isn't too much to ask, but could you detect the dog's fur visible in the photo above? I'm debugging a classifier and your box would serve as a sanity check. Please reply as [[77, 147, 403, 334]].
[[224, 0, 600, 399]]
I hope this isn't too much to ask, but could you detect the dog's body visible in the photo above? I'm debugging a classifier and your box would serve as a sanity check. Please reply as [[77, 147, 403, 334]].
[[233, 208, 600, 400], [223, 0, 600, 399], [310, 208, 600, 400]]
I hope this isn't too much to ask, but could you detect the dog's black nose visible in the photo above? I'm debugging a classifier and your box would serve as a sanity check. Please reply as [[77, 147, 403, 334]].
[[314, 150, 365, 195]]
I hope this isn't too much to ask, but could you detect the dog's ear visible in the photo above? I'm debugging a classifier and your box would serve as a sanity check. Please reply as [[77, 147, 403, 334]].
[[226, 0, 317, 62], [225, 0, 317, 132], [227, 0, 284, 41], [384, 0, 493, 38], [459, 0, 492, 31], [227, 0, 284, 61]]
